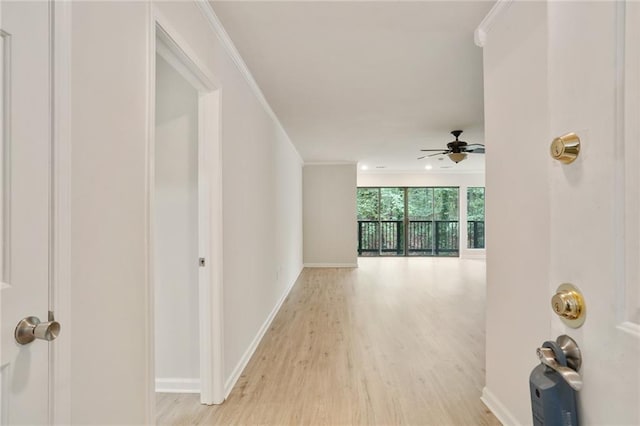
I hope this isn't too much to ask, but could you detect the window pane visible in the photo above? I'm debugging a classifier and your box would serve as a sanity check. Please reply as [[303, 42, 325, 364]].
[[467, 187, 485, 249], [407, 187, 433, 220], [380, 188, 404, 221], [434, 187, 459, 221], [357, 188, 379, 220], [467, 187, 485, 221]]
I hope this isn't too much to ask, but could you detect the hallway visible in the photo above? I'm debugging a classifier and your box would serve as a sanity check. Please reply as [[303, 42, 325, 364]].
[[157, 258, 500, 425]]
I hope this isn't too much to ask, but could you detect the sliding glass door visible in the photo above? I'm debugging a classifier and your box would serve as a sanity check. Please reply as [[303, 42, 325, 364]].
[[379, 188, 405, 255], [433, 187, 459, 255], [357, 187, 405, 256], [358, 187, 459, 257], [407, 187, 434, 255], [357, 188, 380, 256]]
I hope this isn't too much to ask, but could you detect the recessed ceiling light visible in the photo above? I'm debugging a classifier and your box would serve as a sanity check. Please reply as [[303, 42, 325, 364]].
[[360, 165, 368, 170], [424, 164, 433, 170]]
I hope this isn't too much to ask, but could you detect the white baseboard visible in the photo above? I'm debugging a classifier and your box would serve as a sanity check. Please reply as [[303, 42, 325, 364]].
[[223, 268, 301, 397], [481, 387, 521, 426], [155, 378, 200, 393], [303, 263, 358, 268], [461, 249, 487, 259]]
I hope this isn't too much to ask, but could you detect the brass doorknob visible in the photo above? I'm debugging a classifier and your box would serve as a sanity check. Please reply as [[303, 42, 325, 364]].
[[550, 133, 580, 164], [551, 283, 586, 328]]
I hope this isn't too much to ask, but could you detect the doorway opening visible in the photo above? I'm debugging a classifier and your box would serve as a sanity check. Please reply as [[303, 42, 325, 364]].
[[154, 52, 200, 395], [150, 18, 224, 407]]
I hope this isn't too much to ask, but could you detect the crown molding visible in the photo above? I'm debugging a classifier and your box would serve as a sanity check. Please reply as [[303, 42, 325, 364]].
[[194, 1, 302, 162], [474, 0, 513, 48]]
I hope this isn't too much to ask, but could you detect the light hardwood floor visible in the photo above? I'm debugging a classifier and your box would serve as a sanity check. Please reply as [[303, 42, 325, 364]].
[[156, 257, 500, 425]]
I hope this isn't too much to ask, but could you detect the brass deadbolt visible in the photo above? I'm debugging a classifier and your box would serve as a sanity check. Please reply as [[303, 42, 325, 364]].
[[551, 283, 586, 328], [550, 133, 580, 164]]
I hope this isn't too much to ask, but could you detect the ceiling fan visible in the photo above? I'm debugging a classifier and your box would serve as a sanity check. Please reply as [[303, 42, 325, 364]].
[[418, 130, 485, 163]]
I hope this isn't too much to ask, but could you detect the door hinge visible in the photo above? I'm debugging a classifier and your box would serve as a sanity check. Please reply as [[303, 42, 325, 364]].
[[199, 258, 206, 267]]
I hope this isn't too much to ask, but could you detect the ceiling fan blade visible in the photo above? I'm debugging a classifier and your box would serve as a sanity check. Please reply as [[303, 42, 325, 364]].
[[466, 143, 485, 148], [428, 151, 448, 157], [465, 147, 485, 154], [420, 149, 449, 152], [417, 155, 427, 160]]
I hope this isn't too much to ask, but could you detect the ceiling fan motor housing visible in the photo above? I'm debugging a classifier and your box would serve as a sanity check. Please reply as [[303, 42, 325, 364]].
[[447, 141, 468, 153]]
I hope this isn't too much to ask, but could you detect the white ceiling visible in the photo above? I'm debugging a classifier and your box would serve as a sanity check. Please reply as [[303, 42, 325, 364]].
[[211, 1, 493, 173]]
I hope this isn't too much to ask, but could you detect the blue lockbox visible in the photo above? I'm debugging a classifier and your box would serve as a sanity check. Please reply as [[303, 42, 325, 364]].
[[529, 336, 582, 426], [529, 363, 578, 426]]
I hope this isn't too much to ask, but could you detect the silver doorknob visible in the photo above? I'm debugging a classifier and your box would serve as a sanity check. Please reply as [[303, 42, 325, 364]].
[[15, 316, 60, 345], [537, 347, 583, 391]]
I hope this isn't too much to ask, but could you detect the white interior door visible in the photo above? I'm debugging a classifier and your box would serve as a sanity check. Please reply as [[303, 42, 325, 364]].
[[0, 1, 53, 424], [547, 2, 640, 424]]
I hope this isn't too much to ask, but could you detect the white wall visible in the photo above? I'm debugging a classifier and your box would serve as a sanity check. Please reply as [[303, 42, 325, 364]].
[[357, 171, 484, 188], [154, 54, 200, 391], [481, 2, 551, 424], [70, 2, 150, 423], [153, 0, 304, 397], [358, 172, 485, 258], [69, 1, 303, 422], [153, 0, 305, 398], [303, 164, 357, 266]]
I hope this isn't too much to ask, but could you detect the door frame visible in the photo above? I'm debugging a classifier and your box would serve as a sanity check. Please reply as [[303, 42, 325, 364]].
[[622, 0, 640, 335], [147, 9, 224, 409], [51, 0, 72, 423]]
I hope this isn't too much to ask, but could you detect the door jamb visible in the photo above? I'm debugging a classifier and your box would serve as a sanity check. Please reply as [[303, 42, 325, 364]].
[[51, 0, 72, 423], [620, 0, 640, 335], [148, 9, 224, 408]]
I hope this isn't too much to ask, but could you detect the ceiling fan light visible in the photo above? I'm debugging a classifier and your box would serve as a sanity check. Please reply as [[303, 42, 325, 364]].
[[448, 152, 467, 163]]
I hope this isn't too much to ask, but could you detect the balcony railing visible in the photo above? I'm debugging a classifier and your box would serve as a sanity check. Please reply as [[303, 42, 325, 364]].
[[357, 220, 460, 256], [467, 220, 485, 249]]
